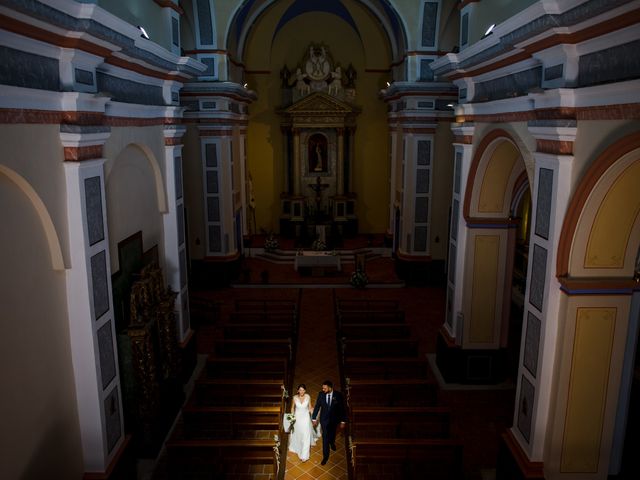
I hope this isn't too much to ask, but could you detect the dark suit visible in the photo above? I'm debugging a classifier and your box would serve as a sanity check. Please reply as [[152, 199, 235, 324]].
[[312, 389, 346, 461]]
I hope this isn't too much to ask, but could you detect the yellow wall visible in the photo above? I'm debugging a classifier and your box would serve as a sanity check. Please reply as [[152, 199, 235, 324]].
[[469, 234, 500, 344], [547, 295, 631, 478], [244, 7, 391, 233]]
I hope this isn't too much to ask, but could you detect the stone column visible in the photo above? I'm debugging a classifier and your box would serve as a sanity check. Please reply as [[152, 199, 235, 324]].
[[293, 128, 301, 195], [498, 122, 576, 478], [444, 124, 475, 342], [61, 127, 126, 473], [337, 128, 344, 195], [509, 123, 577, 462]]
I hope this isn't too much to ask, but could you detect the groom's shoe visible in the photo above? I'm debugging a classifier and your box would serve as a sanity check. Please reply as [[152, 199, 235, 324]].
[[330, 443, 336, 451], [321, 457, 328, 465]]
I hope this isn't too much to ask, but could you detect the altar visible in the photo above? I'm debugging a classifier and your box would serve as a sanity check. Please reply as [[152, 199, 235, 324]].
[[294, 251, 341, 273], [277, 43, 360, 242]]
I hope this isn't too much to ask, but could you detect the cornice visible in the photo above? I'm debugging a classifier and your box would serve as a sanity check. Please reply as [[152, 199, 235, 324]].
[[182, 82, 258, 103], [431, 0, 638, 80]]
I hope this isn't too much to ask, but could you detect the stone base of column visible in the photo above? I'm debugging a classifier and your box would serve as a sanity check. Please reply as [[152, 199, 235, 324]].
[[435, 330, 508, 384], [496, 431, 545, 480]]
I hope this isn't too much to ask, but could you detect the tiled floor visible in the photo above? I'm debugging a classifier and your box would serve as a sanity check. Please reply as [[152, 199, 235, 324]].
[[285, 289, 348, 479]]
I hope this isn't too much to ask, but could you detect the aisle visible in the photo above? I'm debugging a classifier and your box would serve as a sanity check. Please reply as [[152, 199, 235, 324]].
[[285, 289, 348, 480]]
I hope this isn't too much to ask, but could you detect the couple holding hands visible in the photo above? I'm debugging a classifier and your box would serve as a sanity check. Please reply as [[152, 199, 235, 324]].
[[287, 380, 347, 465]]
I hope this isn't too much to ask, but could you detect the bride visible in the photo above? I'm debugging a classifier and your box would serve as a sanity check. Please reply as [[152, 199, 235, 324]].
[[288, 384, 320, 461]]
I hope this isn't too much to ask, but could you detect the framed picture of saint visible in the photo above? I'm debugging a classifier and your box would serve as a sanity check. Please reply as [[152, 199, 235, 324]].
[[308, 134, 328, 173]]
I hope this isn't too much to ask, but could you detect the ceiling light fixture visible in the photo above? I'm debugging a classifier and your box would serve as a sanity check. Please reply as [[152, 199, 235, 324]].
[[138, 26, 150, 39], [484, 24, 495, 37]]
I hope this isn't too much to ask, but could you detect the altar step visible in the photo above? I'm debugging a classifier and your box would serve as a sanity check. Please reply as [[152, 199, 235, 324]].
[[253, 248, 382, 265]]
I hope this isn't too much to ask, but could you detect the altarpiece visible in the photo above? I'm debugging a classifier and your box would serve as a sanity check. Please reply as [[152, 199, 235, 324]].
[[277, 44, 360, 243]]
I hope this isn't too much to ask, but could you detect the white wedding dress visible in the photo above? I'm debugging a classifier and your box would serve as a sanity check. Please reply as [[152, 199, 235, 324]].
[[288, 394, 320, 461]]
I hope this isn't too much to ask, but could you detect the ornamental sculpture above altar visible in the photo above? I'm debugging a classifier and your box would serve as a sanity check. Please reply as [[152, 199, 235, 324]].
[[280, 43, 358, 104], [276, 44, 360, 245]]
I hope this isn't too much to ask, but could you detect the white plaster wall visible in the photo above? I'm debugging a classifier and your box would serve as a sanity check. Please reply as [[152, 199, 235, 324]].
[[0, 124, 70, 266], [104, 136, 165, 273], [0, 176, 83, 480]]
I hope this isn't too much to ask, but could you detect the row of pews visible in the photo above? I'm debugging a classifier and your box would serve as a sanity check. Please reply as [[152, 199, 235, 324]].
[[164, 297, 299, 479], [337, 297, 465, 480]]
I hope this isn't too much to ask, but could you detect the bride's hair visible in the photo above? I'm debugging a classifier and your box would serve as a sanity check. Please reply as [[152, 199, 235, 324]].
[[296, 384, 307, 391]]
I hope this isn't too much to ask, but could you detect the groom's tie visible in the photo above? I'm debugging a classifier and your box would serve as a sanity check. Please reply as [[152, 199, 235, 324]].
[[327, 393, 331, 405]]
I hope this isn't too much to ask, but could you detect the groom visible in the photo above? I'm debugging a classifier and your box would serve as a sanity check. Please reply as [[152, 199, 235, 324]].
[[311, 380, 347, 465]]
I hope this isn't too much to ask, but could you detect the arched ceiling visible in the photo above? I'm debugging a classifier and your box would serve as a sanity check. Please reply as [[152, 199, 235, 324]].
[[226, 0, 407, 66]]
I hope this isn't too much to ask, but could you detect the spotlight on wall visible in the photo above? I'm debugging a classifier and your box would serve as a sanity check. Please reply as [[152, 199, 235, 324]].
[[446, 103, 455, 108], [483, 24, 495, 37], [386, 81, 391, 87], [138, 26, 150, 39]]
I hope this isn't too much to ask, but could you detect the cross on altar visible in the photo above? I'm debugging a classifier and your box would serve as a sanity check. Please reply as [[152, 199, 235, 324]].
[[308, 176, 329, 220]]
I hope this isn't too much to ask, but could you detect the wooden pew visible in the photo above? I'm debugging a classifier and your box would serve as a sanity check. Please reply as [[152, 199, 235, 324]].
[[340, 322, 411, 339], [341, 339, 419, 358], [167, 438, 277, 479], [222, 323, 294, 340], [349, 406, 451, 439], [235, 299, 297, 315], [193, 379, 284, 407], [350, 438, 464, 480], [338, 310, 406, 324], [344, 358, 431, 379], [346, 378, 438, 407], [214, 339, 292, 360], [182, 404, 281, 439], [337, 299, 399, 311], [206, 357, 288, 381], [228, 311, 297, 324]]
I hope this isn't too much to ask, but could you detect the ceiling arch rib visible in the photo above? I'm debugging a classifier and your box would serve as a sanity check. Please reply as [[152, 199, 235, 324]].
[[227, 0, 407, 73]]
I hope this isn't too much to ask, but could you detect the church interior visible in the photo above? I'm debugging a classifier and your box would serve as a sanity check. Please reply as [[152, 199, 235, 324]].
[[1, 1, 639, 479]]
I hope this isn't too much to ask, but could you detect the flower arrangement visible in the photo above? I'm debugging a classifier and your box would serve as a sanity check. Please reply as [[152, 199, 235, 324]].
[[350, 269, 369, 288], [264, 234, 279, 252], [283, 412, 296, 433], [311, 239, 327, 251]]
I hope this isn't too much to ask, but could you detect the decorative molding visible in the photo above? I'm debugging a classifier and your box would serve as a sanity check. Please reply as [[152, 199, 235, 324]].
[[454, 135, 473, 144], [63, 145, 103, 161], [433, 2, 640, 81], [198, 129, 234, 137], [535, 139, 573, 155], [558, 276, 639, 295], [153, 0, 185, 15]]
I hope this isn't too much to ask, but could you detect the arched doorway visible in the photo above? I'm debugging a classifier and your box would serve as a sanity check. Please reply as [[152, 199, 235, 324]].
[[439, 129, 532, 384], [547, 132, 640, 478]]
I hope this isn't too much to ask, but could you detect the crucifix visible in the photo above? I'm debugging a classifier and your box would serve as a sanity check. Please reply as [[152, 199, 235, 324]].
[[307, 176, 329, 220]]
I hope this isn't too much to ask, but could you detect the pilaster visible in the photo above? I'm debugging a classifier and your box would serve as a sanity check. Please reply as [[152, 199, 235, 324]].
[[62, 127, 125, 473], [162, 125, 190, 342]]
